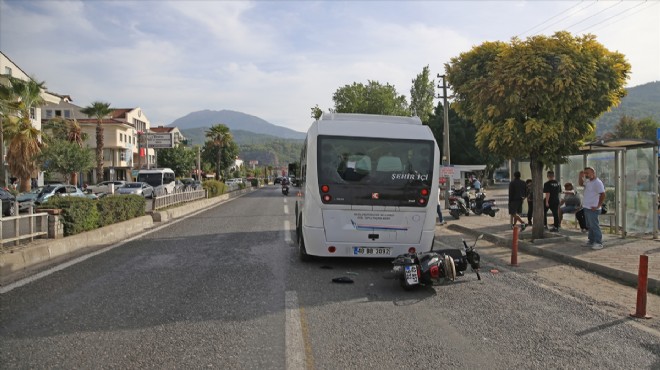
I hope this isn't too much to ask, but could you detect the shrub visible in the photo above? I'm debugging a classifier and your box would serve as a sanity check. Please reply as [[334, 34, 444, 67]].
[[39, 197, 100, 236], [97, 195, 145, 227], [203, 180, 227, 197], [249, 178, 259, 187]]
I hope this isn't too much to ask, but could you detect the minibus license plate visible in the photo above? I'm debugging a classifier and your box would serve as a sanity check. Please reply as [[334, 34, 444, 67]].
[[353, 247, 391, 256]]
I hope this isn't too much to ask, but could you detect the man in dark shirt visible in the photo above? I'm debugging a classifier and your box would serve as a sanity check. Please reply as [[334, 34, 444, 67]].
[[508, 171, 527, 230], [543, 170, 562, 231]]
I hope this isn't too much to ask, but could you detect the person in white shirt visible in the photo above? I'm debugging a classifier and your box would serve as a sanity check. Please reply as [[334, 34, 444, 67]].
[[578, 167, 606, 250]]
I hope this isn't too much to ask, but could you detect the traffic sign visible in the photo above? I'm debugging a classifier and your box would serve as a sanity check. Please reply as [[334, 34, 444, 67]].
[[143, 133, 174, 148], [440, 166, 455, 177]]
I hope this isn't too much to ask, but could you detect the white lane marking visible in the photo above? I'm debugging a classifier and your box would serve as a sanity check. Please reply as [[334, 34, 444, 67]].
[[284, 220, 292, 243], [284, 205, 290, 215], [283, 198, 288, 204], [0, 194, 240, 294], [285, 291, 306, 370]]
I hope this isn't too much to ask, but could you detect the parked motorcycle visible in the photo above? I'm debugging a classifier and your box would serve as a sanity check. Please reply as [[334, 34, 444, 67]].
[[282, 184, 289, 196], [469, 190, 500, 217], [391, 234, 483, 290], [448, 187, 470, 219]]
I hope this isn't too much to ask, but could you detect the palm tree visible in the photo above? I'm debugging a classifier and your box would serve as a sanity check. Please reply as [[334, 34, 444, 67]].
[[43, 116, 86, 185], [2, 76, 46, 192], [205, 124, 232, 180], [81, 101, 112, 183]]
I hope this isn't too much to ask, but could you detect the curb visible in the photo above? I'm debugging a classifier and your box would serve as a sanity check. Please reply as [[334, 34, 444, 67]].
[[447, 223, 660, 295], [0, 187, 257, 286]]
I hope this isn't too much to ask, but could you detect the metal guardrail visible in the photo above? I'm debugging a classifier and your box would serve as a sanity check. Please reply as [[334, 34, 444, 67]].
[[0, 205, 48, 247], [152, 189, 207, 210]]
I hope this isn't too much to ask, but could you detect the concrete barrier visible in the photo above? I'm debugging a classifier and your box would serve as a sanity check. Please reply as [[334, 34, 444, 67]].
[[0, 187, 257, 286]]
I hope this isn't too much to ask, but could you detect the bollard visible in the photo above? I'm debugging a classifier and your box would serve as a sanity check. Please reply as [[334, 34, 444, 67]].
[[510, 224, 519, 266], [630, 255, 652, 319]]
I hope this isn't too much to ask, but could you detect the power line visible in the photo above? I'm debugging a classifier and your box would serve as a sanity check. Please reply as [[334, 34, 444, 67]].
[[516, 1, 586, 37], [564, 1, 623, 31], [532, 0, 598, 36], [576, 0, 654, 34]]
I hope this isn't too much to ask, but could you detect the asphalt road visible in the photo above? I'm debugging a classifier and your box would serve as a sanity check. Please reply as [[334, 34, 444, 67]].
[[0, 186, 658, 369]]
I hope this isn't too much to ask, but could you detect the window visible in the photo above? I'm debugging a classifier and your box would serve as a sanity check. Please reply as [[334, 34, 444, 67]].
[[64, 110, 71, 118], [29, 108, 35, 120], [4, 66, 12, 75], [46, 110, 53, 119], [120, 151, 126, 161], [55, 110, 62, 117], [119, 133, 123, 142]]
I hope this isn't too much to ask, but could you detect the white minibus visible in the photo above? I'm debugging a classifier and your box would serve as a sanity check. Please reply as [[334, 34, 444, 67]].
[[294, 113, 440, 260], [137, 168, 176, 195]]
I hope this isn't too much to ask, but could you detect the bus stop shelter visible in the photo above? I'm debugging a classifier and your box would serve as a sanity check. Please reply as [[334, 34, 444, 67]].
[[515, 138, 658, 239]]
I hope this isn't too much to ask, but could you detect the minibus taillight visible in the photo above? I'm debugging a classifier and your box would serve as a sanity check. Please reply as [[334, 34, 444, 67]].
[[328, 246, 336, 253], [418, 198, 427, 205], [322, 194, 332, 203], [408, 247, 416, 254], [420, 188, 429, 196], [321, 185, 330, 193]]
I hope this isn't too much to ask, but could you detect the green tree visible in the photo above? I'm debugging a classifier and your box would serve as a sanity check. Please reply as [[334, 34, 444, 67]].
[[332, 80, 409, 116], [80, 101, 112, 184], [612, 115, 659, 141], [446, 31, 630, 238], [37, 139, 95, 184], [410, 65, 435, 123], [2, 76, 46, 192], [43, 116, 87, 186], [310, 104, 323, 120], [156, 145, 197, 177], [205, 124, 234, 180]]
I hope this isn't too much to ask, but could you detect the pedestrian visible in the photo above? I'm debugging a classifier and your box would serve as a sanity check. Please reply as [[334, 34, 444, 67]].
[[579, 167, 606, 250], [508, 171, 527, 231], [437, 189, 445, 225], [558, 182, 581, 225], [472, 175, 481, 191], [543, 170, 562, 231], [525, 179, 533, 225]]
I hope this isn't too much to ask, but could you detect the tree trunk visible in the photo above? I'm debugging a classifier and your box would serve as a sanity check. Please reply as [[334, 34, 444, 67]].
[[96, 123, 104, 183], [71, 172, 78, 187], [0, 125, 5, 188], [530, 155, 546, 239]]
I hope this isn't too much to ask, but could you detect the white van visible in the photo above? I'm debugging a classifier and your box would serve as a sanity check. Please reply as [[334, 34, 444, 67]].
[[137, 168, 176, 195]]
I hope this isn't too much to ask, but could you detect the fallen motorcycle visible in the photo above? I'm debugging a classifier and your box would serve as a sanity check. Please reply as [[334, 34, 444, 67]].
[[391, 234, 483, 290]]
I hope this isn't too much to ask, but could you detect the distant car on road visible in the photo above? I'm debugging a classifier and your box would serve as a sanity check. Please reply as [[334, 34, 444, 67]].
[[0, 187, 17, 216], [86, 181, 127, 194], [116, 182, 154, 198], [180, 178, 202, 191], [34, 184, 86, 205]]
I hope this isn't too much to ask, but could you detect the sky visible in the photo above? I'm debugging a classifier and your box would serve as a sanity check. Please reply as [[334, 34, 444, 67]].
[[1, 0, 659, 133]]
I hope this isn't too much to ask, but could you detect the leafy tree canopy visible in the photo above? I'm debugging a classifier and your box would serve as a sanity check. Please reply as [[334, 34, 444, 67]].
[[410, 66, 435, 123], [611, 115, 659, 141], [446, 31, 630, 167], [156, 145, 197, 177], [332, 80, 409, 116], [37, 139, 95, 184]]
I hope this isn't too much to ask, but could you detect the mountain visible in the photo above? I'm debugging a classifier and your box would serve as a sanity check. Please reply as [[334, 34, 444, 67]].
[[596, 81, 660, 135], [179, 127, 303, 167], [169, 109, 306, 139]]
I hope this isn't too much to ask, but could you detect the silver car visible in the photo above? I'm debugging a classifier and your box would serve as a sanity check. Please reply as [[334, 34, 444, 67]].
[[116, 182, 154, 198], [34, 184, 87, 205]]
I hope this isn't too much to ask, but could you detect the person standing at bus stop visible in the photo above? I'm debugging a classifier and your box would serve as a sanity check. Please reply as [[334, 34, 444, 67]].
[[579, 167, 606, 250]]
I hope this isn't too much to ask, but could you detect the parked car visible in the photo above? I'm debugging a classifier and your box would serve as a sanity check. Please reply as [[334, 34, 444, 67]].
[[34, 184, 87, 205], [86, 181, 127, 194], [174, 179, 185, 193], [16, 186, 44, 212], [116, 182, 154, 198], [180, 178, 202, 191], [0, 187, 17, 216]]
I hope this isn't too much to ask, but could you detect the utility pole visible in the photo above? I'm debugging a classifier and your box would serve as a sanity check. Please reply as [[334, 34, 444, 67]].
[[437, 74, 450, 166], [437, 74, 451, 207]]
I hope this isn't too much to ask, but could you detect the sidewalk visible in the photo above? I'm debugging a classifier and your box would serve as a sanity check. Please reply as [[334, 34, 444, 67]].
[[437, 208, 660, 295]]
